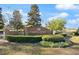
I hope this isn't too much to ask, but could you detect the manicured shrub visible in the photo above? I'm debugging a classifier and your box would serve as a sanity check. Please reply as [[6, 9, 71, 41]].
[[6, 35, 42, 43], [62, 42, 70, 47], [54, 42, 70, 48], [40, 41, 53, 47], [42, 35, 65, 42], [40, 41, 70, 48], [61, 33, 67, 37], [61, 32, 75, 37]]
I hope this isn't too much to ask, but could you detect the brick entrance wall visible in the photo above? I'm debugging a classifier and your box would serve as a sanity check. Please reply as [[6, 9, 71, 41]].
[[24, 27, 52, 35], [5, 26, 52, 35]]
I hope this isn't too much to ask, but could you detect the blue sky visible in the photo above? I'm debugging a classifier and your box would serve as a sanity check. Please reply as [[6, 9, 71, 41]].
[[0, 4, 79, 28]]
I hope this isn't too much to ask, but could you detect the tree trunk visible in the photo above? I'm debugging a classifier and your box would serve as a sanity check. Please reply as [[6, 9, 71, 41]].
[[53, 30, 56, 35]]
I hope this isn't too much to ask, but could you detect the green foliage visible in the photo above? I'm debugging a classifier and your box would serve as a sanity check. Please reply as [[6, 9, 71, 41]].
[[10, 20, 23, 30], [0, 21, 4, 29], [40, 41, 70, 48], [47, 18, 66, 30], [61, 33, 67, 37], [0, 8, 4, 29], [6, 35, 42, 43], [42, 34, 65, 42], [27, 4, 41, 27], [40, 41, 53, 47]]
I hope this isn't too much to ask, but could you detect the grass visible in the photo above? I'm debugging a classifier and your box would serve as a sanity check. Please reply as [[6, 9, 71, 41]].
[[71, 45, 79, 48], [40, 48, 79, 55], [0, 43, 79, 55], [0, 43, 41, 55]]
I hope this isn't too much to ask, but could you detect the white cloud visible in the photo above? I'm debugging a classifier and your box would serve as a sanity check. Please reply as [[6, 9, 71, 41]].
[[67, 18, 79, 24], [18, 9, 28, 24], [42, 22, 46, 27], [56, 4, 79, 10], [19, 9, 23, 14], [48, 12, 69, 21], [65, 18, 79, 28], [58, 12, 69, 17], [39, 12, 42, 15], [2, 10, 13, 18], [19, 9, 27, 16], [2, 11, 12, 15], [75, 14, 79, 17], [1, 10, 13, 24], [68, 19, 76, 24]]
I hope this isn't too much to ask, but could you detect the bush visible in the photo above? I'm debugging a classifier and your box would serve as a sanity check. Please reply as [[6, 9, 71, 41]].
[[6, 35, 42, 43], [42, 35, 65, 42], [40, 41, 70, 48], [61, 33, 67, 37], [62, 42, 70, 47], [75, 28, 79, 36], [40, 41, 53, 47]]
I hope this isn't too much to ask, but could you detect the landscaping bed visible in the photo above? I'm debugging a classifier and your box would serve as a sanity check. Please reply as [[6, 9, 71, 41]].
[[5, 34, 71, 48]]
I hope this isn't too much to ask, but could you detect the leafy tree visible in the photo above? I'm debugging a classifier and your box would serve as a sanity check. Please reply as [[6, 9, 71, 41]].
[[0, 8, 4, 29], [27, 4, 41, 27], [9, 10, 23, 32], [47, 18, 66, 31]]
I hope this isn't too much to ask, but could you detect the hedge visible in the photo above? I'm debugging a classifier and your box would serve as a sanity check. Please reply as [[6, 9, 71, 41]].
[[6, 34, 65, 43], [6, 35, 42, 43], [42, 34, 65, 42], [40, 41, 52, 47], [40, 41, 70, 48]]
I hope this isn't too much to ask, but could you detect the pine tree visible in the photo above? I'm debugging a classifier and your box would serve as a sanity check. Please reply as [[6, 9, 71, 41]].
[[9, 10, 23, 31], [27, 4, 41, 27], [0, 8, 4, 29]]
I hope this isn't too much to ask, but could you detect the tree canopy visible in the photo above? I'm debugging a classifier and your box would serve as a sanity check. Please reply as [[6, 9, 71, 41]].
[[47, 18, 66, 30], [0, 8, 4, 29], [27, 4, 41, 27], [9, 10, 23, 31]]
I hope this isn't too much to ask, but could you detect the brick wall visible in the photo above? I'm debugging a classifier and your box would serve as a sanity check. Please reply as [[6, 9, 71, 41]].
[[24, 27, 52, 35], [5, 26, 52, 35]]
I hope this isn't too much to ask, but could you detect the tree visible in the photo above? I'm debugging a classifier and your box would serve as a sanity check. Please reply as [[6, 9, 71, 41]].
[[27, 4, 41, 27], [47, 18, 66, 31], [9, 10, 23, 32], [0, 8, 4, 29]]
